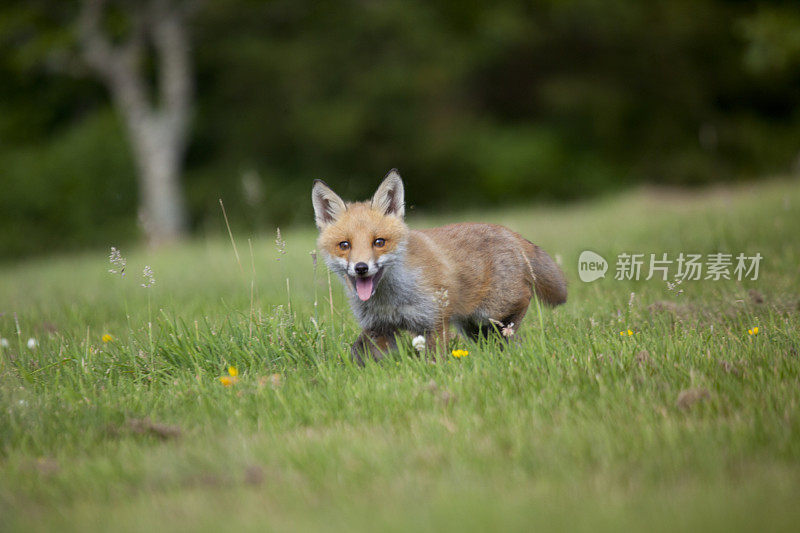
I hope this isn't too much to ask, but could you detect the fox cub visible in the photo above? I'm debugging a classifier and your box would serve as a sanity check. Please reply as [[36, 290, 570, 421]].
[[312, 169, 567, 364]]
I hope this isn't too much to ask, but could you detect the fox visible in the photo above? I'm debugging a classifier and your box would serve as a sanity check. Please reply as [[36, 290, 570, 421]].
[[312, 169, 567, 364]]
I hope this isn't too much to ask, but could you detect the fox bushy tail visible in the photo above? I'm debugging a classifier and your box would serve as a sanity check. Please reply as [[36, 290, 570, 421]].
[[522, 242, 567, 306]]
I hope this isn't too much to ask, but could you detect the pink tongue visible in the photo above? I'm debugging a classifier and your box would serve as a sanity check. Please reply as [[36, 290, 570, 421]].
[[355, 277, 374, 301]]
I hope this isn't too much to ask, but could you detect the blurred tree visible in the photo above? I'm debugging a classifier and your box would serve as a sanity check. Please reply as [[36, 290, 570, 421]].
[[2, 0, 800, 259], [78, 0, 193, 245]]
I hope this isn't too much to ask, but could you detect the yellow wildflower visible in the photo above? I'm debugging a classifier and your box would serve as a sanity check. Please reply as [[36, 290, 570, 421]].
[[748, 327, 759, 336], [219, 376, 237, 387], [451, 349, 469, 358], [102, 334, 114, 343], [619, 329, 633, 336], [219, 366, 240, 386]]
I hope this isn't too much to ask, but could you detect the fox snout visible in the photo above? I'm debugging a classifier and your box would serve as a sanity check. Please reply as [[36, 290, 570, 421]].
[[346, 260, 380, 278], [354, 262, 369, 276], [348, 261, 384, 302]]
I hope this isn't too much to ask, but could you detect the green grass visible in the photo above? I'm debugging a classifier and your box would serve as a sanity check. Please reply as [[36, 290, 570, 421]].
[[2, 178, 800, 532]]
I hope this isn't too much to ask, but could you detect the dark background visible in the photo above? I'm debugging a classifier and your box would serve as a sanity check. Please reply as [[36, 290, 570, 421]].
[[1, 0, 799, 258]]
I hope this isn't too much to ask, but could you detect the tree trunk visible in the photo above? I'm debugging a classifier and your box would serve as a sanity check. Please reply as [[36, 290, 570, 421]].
[[79, 0, 192, 246], [134, 117, 187, 244]]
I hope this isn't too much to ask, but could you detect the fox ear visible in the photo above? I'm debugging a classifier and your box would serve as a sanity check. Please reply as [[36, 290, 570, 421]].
[[312, 179, 347, 228], [371, 169, 405, 219]]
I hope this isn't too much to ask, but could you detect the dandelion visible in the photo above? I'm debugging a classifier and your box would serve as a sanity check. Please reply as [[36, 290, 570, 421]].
[[275, 228, 286, 261], [108, 247, 126, 276], [141, 265, 155, 288], [748, 326, 760, 336], [451, 349, 469, 358], [27, 337, 38, 349], [0, 338, 9, 348], [412, 335, 427, 352], [219, 366, 240, 386], [219, 376, 236, 386], [619, 329, 633, 336], [102, 334, 114, 343]]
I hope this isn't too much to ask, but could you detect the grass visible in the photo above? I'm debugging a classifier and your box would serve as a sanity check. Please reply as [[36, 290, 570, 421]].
[[1, 178, 799, 532]]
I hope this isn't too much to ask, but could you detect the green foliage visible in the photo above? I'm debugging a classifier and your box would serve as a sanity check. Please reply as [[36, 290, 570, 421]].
[[1, 180, 799, 530], [0, 111, 138, 258], [741, 6, 800, 74]]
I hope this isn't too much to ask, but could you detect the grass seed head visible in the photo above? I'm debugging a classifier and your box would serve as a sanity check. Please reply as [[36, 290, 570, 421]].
[[108, 247, 127, 276], [140, 265, 155, 288], [275, 228, 287, 260]]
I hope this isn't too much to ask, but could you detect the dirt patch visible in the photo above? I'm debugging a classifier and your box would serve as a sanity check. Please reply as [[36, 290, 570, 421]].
[[122, 417, 182, 440], [748, 289, 765, 305], [244, 464, 265, 486], [676, 388, 710, 410]]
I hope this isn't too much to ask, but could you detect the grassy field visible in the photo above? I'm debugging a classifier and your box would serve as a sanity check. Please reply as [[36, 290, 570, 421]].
[[1, 178, 799, 532]]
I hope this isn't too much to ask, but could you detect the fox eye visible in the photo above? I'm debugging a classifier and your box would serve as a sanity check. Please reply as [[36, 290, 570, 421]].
[[339, 241, 350, 251], [373, 238, 386, 248]]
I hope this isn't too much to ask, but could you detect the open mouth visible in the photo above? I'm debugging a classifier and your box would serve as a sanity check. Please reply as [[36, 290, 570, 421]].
[[350, 268, 384, 301]]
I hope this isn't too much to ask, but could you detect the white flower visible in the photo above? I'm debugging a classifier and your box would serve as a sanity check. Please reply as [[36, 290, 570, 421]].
[[27, 337, 37, 349], [412, 335, 426, 352], [141, 265, 155, 288], [0, 338, 9, 348]]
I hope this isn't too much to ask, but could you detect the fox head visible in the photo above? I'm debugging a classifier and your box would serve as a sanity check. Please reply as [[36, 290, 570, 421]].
[[312, 169, 409, 302]]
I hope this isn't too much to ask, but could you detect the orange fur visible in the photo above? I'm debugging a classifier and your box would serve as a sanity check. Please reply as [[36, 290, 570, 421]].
[[318, 203, 408, 268]]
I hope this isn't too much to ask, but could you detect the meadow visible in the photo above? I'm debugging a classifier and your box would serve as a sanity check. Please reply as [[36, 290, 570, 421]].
[[1, 178, 799, 532]]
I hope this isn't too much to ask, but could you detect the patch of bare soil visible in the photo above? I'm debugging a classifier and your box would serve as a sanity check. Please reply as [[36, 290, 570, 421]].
[[120, 417, 182, 440], [676, 388, 710, 410]]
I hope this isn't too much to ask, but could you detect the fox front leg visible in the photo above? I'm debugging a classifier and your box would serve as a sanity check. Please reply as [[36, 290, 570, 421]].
[[351, 330, 398, 366]]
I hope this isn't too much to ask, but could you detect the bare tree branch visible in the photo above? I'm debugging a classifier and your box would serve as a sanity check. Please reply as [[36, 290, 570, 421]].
[[78, 0, 149, 123]]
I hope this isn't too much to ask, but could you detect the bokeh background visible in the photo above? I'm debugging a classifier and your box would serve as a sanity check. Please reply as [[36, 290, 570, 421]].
[[2, 0, 799, 259]]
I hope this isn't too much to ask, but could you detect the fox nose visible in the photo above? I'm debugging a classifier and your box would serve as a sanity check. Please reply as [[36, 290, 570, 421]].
[[354, 262, 369, 276]]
